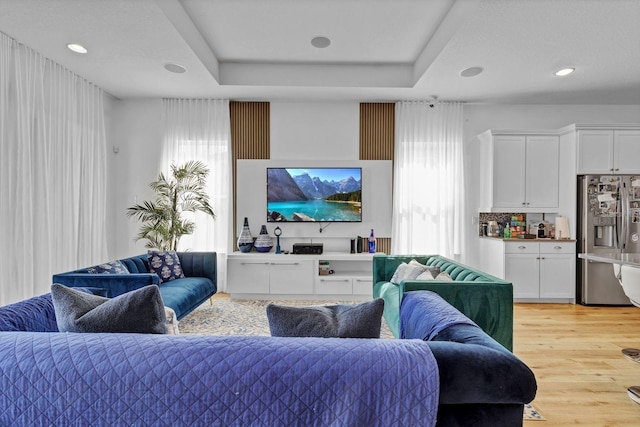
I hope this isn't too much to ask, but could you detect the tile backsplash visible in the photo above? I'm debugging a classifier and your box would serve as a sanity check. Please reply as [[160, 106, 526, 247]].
[[478, 212, 527, 236]]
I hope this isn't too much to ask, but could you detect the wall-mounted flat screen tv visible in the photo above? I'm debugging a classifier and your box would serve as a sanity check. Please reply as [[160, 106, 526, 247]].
[[267, 167, 362, 222]]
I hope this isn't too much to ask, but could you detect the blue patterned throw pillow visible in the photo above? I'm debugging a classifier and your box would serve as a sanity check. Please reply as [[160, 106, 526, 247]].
[[147, 250, 185, 284], [86, 260, 129, 274]]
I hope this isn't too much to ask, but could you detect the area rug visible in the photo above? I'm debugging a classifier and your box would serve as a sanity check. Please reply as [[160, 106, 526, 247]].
[[523, 403, 545, 420], [179, 298, 543, 421], [179, 298, 394, 338]]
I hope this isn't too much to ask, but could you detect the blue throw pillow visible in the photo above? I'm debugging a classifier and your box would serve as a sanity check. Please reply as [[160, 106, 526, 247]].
[[51, 284, 167, 334], [86, 260, 129, 274], [147, 250, 185, 284]]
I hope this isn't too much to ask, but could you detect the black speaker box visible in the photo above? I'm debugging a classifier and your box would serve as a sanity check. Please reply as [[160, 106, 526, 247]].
[[292, 243, 323, 255]]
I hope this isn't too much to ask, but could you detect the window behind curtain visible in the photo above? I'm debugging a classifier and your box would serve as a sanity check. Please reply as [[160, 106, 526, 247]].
[[392, 101, 465, 258], [162, 99, 231, 291]]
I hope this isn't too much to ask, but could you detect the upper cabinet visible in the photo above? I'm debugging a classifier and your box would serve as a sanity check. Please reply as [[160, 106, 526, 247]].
[[480, 130, 559, 212], [577, 127, 640, 174]]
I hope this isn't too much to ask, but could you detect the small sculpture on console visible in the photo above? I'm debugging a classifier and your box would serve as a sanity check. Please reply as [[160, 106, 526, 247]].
[[274, 226, 282, 254]]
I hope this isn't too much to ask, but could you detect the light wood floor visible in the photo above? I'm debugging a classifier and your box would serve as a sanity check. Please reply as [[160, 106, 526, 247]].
[[516, 303, 640, 426], [213, 294, 640, 424]]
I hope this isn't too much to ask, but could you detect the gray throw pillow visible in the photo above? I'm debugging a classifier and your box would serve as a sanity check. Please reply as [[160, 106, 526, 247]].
[[51, 284, 168, 334], [266, 298, 384, 338]]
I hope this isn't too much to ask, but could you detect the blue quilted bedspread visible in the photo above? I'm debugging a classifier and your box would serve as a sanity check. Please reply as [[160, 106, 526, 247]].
[[0, 333, 439, 426], [400, 290, 478, 341]]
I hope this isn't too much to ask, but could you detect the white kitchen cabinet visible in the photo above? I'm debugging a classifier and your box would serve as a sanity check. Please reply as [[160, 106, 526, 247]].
[[480, 131, 559, 212], [505, 253, 540, 299], [577, 128, 640, 174], [227, 252, 373, 299], [525, 136, 560, 208], [492, 136, 526, 209], [480, 238, 575, 302], [539, 252, 575, 299]]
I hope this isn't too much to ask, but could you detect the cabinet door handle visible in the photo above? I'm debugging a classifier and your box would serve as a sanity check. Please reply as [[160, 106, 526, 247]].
[[518, 246, 527, 249], [270, 262, 300, 266], [354, 279, 370, 282], [553, 246, 563, 250], [241, 262, 270, 265], [319, 279, 349, 282]]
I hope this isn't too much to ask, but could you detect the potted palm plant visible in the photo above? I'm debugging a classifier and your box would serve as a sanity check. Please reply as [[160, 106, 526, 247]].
[[127, 161, 215, 250]]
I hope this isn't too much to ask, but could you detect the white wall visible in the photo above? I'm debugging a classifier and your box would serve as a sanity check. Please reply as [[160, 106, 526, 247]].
[[270, 101, 359, 160], [107, 100, 379, 257], [236, 159, 392, 253], [107, 99, 640, 265], [108, 99, 164, 259], [238, 101, 392, 253]]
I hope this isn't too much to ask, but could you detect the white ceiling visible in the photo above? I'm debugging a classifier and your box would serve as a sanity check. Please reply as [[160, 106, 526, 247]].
[[0, 0, 639, 104]]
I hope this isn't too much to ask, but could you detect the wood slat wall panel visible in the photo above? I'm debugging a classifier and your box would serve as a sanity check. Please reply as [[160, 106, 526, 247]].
[[230, 102, 270, 246], [360, 103, 394, 253], [376, 237, 391, 255], [230, 102, 270, 160], [356, 237, 390, 255], [359, 103, 395, 160]]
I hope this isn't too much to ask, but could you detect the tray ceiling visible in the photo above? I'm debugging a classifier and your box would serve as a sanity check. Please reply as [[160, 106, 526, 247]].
[[0, 0, 638, 104]]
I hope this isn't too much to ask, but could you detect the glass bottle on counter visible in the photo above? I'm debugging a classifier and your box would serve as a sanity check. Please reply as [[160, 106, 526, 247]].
[[503, 224, 511, 239], [368, 229, 377, 253]]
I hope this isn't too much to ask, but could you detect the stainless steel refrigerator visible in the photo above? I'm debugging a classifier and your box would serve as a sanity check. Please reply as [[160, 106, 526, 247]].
[[577, 175, 640, 305]]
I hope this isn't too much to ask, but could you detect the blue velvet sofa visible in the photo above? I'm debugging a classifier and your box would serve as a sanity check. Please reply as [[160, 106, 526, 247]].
[[52, 252, 216, 320], [0, 293, 440, 426], [0, 288, 536, 426], [400, 290, 536, 426]]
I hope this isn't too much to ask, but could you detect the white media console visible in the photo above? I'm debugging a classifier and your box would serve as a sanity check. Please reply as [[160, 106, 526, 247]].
[[227, 252, 375, 300]]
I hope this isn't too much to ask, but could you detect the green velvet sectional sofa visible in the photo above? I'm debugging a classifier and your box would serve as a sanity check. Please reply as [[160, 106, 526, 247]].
[[373, 254, 514, 350]]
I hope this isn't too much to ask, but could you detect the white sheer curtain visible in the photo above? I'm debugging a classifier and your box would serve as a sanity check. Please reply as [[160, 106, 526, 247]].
[[392, 101, 465, 258], [162, 99, 232, 291], [0, 32, 108, 305]]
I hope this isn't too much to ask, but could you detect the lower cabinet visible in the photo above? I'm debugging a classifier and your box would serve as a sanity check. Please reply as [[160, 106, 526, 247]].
[[314, 276, 374, 295], [227, 258, 314, 295], [506, 241, 575, 301], [480, 238, 575, 302], [227, 252, 374, 299], [505, 253, 540, 299]]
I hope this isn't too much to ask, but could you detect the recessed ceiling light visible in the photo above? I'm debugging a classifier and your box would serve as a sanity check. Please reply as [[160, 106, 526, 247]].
[[164, 63, 187, 74], [66, 43, 87, 54], [555, 67, 575, 76], [460, 66, 483, 77], [311, 36, 331, 48]]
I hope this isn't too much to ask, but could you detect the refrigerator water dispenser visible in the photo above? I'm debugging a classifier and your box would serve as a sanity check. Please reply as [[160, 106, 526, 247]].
[[593, 216, 616, 247]]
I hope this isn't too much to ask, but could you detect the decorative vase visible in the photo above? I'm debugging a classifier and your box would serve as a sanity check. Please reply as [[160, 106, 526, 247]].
[[254, 225, 274, 253], [237, 217, 254, 253]]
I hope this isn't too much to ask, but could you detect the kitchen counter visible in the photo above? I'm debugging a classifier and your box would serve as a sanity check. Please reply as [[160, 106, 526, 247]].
[[578, 252, 640, 268], [480, 236, 577, 242]]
